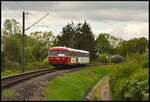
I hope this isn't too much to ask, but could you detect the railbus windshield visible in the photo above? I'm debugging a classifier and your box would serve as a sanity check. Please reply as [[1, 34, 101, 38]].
[[50, 50, 57, 56], [58, 50, 69, 56], [49, 50, 68, 56]]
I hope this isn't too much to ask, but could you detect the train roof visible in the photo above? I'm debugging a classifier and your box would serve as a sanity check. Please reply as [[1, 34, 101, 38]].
[[49, 46, 89, 54]]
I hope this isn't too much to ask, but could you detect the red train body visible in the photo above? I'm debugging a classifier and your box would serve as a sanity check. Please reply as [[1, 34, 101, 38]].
[[48, 46, 89, 68]]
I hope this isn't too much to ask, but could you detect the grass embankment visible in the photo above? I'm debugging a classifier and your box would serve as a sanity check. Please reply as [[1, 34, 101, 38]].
[[42, 65, 116, 101], [1, 60, 53, 78]]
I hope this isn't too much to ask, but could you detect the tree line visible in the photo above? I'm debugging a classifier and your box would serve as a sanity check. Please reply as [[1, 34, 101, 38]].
[[1, 19, 149, 70]]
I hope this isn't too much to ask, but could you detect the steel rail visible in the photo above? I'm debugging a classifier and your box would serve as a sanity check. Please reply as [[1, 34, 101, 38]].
[[1, 68, 56, 88]]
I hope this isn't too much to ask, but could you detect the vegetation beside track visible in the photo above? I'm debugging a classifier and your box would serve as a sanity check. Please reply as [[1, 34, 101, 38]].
[[110, 52, 149, 101], [42, 65, 115, 101], [1, 59, 53, 77], [2, 89, 16, 99]]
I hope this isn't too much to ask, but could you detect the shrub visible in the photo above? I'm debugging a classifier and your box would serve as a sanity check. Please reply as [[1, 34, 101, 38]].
[[142, 59, 149, 68], [98, 53, 109, 63], [110, 57, 149, 101], [114, 69, 149, 101], [25, 57, 52, 71], [111, 55, 124, 63], [126, 51, 149, 69]]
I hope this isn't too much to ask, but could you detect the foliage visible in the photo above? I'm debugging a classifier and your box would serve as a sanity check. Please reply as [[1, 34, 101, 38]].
[[96, 33, 121, 55], [30, 31, 54, 61], [55, 21, 97, 60], [125, 51, 149, 69], [2, 90, 16, 98], [42, 65, 114, 101], [115, 37, 149, 57], [1, 50, 5, 68], [76, 21, 97, 60], [98, 53, 109, 63], [111, 55, 124, 64], [2, 19, 22, 71], [55, 22, 76, 47], [110, 53, 149, 101], [2, 68, 21, 77], [4, 34, 22, 63], [25, 58, 53, 72], [2, 19, 21, 37], [96, 33, 111, 54]]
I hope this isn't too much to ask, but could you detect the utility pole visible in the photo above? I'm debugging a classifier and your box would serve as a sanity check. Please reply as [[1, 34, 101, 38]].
[[22, 12, 49, 73], [22, 11, 25, 73]]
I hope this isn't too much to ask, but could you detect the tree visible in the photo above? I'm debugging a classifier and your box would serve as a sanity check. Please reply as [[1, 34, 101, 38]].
[[77, 21, 97, 60], [115, 37, 149, 57], [2, 19, 21, 37], [30, 31, 54, 61], [56, 22, 76, 48], [2, 19, 22, 66], [96, 33, 111, 54], [136, 37, 148, 54], [55, 21, 97, 60], [4, 34, 22, 63]]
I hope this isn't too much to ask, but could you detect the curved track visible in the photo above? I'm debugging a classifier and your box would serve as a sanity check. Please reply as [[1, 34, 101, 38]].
[[1, 68, 56, 88], [1, 63, 114, 89]]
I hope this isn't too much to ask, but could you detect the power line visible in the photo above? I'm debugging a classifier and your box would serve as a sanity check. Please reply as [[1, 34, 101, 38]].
[[14, 3, 57, 32], [16, 1, 29, 12], [25, 13, 49, 31], [30, 12, 59, 34]]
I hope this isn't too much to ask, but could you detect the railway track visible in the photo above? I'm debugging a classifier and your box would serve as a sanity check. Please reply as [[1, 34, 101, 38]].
[[1, 68, 56, 88], [1, 63, 114, 89]]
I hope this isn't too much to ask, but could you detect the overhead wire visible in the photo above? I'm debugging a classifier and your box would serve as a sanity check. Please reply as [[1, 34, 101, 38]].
[[5, 1, 79, 35], [15, 2, 57, 33]]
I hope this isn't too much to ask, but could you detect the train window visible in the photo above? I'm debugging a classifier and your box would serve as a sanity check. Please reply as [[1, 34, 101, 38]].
[[78, 52, 80, 57], [72, 52, 74, 56], [74, 52, 77, 56], [50, 50, 57, 56], [69, 51, 71, 56], [58, 50, 69, 56], [71, 51, 74, 56]]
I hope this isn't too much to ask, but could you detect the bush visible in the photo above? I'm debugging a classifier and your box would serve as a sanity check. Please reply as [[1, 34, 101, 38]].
[[111, 55, 124, 63], [126, 51, 149, 69], [142, 59, 149, 68], [114, 69, 149, 101], [110, 56, 149, 101], [98, 53, 109, 63], [25, 57, 52, 71]]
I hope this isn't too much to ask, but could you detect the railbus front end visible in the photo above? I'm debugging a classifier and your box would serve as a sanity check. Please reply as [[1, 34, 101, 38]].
[[48, 47, 89, 69]]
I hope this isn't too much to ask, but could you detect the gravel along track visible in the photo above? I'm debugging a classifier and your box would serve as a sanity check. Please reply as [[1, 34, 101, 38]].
[[1, 66, 92, 101]]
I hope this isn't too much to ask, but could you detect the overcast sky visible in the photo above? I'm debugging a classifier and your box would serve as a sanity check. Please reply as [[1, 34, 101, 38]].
[[1, 1, 149, 40]]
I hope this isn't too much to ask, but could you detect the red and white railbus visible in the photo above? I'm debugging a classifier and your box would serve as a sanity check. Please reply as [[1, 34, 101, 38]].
[[48, 46, 89, 68]]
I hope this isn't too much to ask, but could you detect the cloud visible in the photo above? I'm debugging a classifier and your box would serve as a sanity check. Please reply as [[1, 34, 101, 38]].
[[94, 21, 149, 40], [2, 1, 148, 23], [1, 1, 149, 40]]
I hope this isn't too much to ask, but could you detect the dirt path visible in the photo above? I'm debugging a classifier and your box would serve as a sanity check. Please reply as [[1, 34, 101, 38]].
[[99, 76, 112, 101], [85, 75, 112, 101]]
